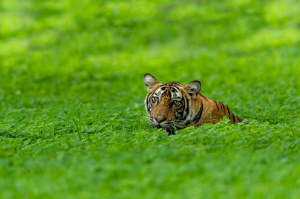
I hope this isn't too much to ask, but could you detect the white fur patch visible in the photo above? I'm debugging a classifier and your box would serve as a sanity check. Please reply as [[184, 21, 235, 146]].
[[144, 75, 155, 86], [189, 83, 198, 91]]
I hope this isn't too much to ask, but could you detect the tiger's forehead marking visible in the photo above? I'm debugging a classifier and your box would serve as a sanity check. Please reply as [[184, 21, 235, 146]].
[[152, 82, 184, 100]]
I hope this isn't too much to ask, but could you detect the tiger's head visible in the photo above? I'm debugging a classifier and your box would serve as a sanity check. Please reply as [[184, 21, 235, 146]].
[[144, 73, 201, 134]]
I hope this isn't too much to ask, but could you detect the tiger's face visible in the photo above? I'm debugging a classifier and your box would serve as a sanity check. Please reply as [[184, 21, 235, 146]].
[[144, 73, 201, 134]]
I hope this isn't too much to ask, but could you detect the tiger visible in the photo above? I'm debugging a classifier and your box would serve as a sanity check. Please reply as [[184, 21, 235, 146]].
[[144, 73, 244, 134]]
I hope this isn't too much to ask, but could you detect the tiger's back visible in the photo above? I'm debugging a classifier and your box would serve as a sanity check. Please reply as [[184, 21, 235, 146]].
[[193, 94, 244, 126]]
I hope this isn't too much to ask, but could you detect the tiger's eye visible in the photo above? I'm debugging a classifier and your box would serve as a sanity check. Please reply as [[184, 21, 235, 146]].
[[152, 97, 159, 103], [174, 101, 181, 106]]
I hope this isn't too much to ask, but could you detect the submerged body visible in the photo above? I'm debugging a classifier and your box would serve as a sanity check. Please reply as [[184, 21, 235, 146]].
[[144, 73, 244, 134]]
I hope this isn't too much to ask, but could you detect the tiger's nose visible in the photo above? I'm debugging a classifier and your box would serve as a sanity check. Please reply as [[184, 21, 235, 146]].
[[155, 116, 166, 123]]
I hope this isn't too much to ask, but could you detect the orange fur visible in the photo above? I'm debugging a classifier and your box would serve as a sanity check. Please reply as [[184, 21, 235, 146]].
[[144, 74, 244, 133]]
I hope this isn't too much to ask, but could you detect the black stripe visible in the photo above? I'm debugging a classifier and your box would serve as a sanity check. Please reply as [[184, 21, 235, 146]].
[[232, 113, 236, 123], [176, 103, 185, 119], [213, 100, 219, 111], [219, 102, 223, 112], [193, 100, 203, 124], [146, 94, 152, 113], [168, 90, 171, 96], [182, 97, 190, 120], [200, 94, 208, 101], [237, 117, 243, 122], [161, 90, 167, 97], [221, 103, 226, 114], [174, 86, 180, 90], [226, 105, 231, 121]]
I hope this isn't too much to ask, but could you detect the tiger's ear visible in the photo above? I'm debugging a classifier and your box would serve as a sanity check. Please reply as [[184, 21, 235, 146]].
[[144, 73, 159, 92], [185, 80, 201, 98]]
